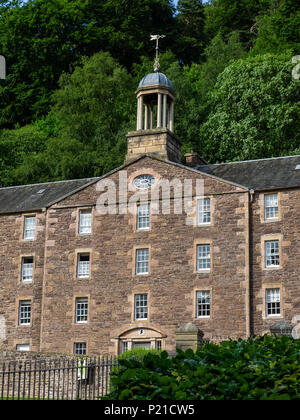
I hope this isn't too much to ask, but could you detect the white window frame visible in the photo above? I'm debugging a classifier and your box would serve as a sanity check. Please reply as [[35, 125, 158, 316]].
[[197, 198, 211, 225], [23, 216, 36, 240], [196, 290, 211, 318], [77, 254, 90, 278], [264, 194, 278, 220], [266, 288, 281, 317], [121, 341, 128, 353], [79, 209, 92, 235], [134, 294, 148, 320], [137, 204, 150, 230], [16, 344, 30, 352], [75, 298, 88, 324], [265, 240, 280, 268], [135, 249, 149, 275], [21, 257, 34, 283], [196, 244, 211, 271], [19, 301, 31, 326]]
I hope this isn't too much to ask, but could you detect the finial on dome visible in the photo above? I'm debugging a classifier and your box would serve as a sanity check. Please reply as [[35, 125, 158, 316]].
[[150, 34, 165, 72]]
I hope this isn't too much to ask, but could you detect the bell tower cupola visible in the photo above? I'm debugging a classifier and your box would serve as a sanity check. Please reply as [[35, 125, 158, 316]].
[[136, 72, 175, 132], [125, 35, 181, 164]]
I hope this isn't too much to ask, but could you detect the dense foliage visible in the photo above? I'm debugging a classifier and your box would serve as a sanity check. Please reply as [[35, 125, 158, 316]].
[[104, 335, 300, 400], [0, 0, 299, 186]]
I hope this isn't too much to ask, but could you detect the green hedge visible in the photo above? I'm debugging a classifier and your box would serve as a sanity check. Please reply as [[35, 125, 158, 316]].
[[104, 335, 300, 400]]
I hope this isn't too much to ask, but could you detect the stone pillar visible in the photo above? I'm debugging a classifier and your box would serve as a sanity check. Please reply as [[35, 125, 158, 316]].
[[169, 101, 174, 132], [137, 96, 143, 130], [157, 93, 162, 128], [175, 322, 204, 352], [150, 106, 154, 130], [136, 98, 139, 130], [144, 105, 148, 130], [163, 94, 167, 128]]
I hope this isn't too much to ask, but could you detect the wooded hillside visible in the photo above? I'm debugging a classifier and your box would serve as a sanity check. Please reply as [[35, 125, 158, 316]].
[[0, 0, 299, 186]]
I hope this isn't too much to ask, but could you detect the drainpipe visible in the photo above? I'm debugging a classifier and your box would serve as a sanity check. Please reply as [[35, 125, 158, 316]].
[[246, 189, 255, 338]]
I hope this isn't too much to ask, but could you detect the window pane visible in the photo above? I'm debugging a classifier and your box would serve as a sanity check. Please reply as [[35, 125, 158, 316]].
[[264, 194, 278, 220], [74, 342, 87, 355], [196, 291, 210, 317], [197, 245, 211, 270], [16, 344, 30, 352], [266, 288, 281, 316], [197, 198, 211, 225], [136, 249, 149, 274], [77, 254, 90, 278], [137, 204, 150, 230], [19, 301, 31, 325], [122, 341, 128, 353], [155, 340, 162, 351], [79, 210, 92, 234], [265, 241, 280, 267], [75, 298, 88, 323], [22, 257, 33, 282], [24, 216, 36, 240], [134, 294, 148, 320]]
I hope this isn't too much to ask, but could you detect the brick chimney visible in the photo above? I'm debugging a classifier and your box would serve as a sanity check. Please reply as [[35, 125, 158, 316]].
[[184, 150, 207, 168]]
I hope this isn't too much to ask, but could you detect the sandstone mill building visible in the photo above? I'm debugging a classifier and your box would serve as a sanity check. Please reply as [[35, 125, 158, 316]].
[[0, 69, 300, 356]]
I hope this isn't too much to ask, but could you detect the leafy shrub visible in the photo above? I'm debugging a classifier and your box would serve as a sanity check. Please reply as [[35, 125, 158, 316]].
[[104, 335, 300, 400], [112, 348, 161, 375]]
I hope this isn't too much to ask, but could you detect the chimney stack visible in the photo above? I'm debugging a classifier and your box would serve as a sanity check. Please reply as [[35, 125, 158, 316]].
[[184, 150, 207, 168]]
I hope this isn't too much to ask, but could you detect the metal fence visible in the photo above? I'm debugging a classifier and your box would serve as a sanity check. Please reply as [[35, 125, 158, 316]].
[[0, 356, 118, 400]]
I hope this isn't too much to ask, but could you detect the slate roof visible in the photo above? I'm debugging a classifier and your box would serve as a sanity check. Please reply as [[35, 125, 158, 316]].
[[0, 177, 97, 215], [197, 155, 300, 191], [1, 155, 300, 215]]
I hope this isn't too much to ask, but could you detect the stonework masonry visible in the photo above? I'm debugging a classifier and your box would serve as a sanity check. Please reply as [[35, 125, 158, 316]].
[[0, 155, 299, 356]]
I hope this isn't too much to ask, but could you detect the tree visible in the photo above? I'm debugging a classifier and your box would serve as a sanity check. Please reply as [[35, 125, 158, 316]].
[[199, 53, 300, 163], [185, 31, 246, 98], [251, 0, 300, 55], [204, 0, 271, 48], [0, 121, 49, 186], [175, 0, 206, 64], [0, 0, 176, 129], [4, 52, 136, 185]]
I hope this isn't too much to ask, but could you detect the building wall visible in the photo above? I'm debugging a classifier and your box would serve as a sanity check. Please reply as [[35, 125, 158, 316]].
[[0, 211, 46, 351], [251, 189, 300, 336], [40, 157, 250, 354], [1, 157, 299, 355]]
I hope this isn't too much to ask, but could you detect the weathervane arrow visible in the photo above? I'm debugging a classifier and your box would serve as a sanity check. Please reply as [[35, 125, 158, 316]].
[[150, 34, 166, 72]]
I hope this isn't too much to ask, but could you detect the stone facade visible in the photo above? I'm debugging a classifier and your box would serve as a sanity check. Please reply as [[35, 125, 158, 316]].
[[126, 129, 181, 164], [1, 154, 299, 356], [1, 69, 300, 356]]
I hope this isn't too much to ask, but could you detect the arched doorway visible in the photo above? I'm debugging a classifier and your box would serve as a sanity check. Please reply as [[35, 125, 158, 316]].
[[117, 327, 166, 354]]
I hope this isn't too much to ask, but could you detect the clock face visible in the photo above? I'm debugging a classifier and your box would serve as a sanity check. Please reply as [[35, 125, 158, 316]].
[[133, 174, 156, 190]]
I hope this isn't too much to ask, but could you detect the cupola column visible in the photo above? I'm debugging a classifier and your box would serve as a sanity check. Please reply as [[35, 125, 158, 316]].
[[136, 96, 144, 130], [150, 106, 154, 129], [144, 105, 149, 130], [157, 93, 162, 128], [169, 101, 174, 132], [163, 94, 167, 128]]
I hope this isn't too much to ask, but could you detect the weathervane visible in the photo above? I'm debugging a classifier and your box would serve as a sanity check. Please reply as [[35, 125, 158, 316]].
[[150, 34, 166, 72]]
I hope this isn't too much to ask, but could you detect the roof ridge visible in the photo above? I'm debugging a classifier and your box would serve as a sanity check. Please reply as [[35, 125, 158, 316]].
[[0, 177, 99, 191], [201, 154, 300, 167]]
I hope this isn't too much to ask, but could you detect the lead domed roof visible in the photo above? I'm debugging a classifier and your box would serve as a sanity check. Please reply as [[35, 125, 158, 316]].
[[138, 72, 174, 92]]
